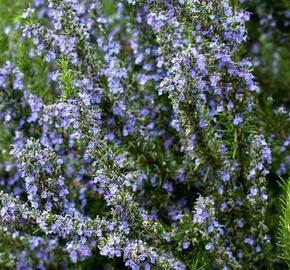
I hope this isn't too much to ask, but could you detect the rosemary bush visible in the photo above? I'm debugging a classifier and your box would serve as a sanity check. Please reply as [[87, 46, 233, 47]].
[[0, 0, 289, 269]]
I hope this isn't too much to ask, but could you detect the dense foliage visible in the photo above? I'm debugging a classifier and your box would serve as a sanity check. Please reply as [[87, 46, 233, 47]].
[[0, 0, 289, 269]]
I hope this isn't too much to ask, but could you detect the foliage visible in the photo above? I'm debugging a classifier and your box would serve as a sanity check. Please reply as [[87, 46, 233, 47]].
[[279, 178, 290, 268]]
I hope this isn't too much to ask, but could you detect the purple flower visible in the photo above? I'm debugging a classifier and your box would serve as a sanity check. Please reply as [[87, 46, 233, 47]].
[[182, 240, 190, 250], [233, 114, 243, 126], [205, 242, 214, 250], [244, 236, 254, 246]]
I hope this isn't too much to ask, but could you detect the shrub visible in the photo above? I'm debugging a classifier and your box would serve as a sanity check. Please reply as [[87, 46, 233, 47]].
[[0, 0, 289, 269]]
